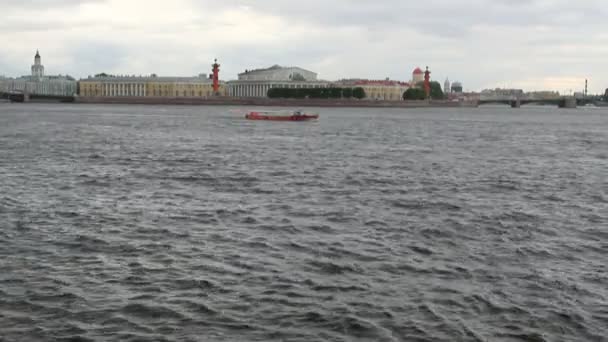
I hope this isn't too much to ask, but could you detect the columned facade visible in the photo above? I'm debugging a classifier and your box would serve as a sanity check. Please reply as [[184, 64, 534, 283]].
[[98, 82, 147, 96], [5, 77, 77, 96], [78, 76, 227, 97], [227, 64, 329, 98]]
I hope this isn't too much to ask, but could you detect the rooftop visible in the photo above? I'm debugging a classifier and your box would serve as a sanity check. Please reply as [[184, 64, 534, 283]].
[[355, 80, 410, 87], [241, 65, 289, 74], [338, 79, 410, 87], [239, 65, 316, 75], [15, 75, 76, 82], [82, 75, 215, 83]]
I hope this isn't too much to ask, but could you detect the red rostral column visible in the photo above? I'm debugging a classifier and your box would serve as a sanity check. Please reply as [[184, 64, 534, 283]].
[[212, 58, 220, 95], [424, 66, 431, 99]]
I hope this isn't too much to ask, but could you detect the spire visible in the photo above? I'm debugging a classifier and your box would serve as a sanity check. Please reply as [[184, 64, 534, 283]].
[[32, 49, 44, 78]]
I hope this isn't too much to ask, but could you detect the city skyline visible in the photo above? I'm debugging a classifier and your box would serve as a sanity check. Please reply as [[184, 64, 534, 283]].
[[1, 0, 606, 94]]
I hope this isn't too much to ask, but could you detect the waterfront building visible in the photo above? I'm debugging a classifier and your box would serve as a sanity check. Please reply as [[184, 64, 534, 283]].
[[78, 74, 227, 97], [412, 67, 424, 84], [31, 50, 44, 80], [3, 51, 77, 96], [444, 78, 451, 94], [227, 65, 330, 97], [451, 81, 463, 93], [7, 76, 77, 96], [0, 76, 8, 93], [447, 91, 480, 102], [526, 91, 560, 100], [480, 88, 523, 100], [336, 79, 410, 101]]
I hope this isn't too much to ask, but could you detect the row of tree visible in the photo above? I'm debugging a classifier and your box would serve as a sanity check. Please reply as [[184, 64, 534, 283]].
[[267, 87, 366, 99]]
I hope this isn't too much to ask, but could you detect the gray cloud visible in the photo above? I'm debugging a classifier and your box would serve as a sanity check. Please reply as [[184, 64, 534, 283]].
[[68, 41, 129, 76], [220, 0, 606, 35], [0, 0, 606, 93], [8, 0, 104, 6]]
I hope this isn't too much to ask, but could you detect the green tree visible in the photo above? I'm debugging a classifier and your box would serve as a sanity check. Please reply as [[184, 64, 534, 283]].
[[308, 88, 322, 98], [415, 81, 444, 99], [342, 88, 353, 98], [267, 88, 278, 98], [353, 87, 365, 99], [329, 87, 342, 98], [320, 88, 330, 98], [266, 87, 363, 99], [430, 81, 444, 99], [403, 88, 426, 100], [294, 88, 307, 99]]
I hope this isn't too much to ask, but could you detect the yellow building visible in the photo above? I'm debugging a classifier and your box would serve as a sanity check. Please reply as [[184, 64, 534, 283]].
[[526, 91, 561, 100], [79, 80, 104, 97], [337, 79, 411, 101], [78, 75, 227, 97]]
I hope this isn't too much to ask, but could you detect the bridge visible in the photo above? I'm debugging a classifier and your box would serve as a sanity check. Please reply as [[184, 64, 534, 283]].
[[0, 91, 74, 103], [478, 96, 598, 108]]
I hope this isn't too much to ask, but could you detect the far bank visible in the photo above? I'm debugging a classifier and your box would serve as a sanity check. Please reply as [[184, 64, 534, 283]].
[[74, 96, 479, 108]]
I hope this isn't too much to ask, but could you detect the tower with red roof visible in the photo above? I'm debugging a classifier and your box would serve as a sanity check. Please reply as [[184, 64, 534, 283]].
[[412, 67, 424, 84]]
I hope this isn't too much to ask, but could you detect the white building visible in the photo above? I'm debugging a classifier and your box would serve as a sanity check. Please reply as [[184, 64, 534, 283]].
[[227, 65, 330, 97], [31, 50, 45, 80], [444, 78, 451, 94], [480, 88, 524, 100], [6, 76, 77, 96], [451, 81, 464, 93], [0, 76, 8, 93], [3, 51, 77, 96]]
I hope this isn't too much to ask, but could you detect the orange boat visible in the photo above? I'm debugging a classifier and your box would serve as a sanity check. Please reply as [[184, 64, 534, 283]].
[[245, 110, 319, 121]]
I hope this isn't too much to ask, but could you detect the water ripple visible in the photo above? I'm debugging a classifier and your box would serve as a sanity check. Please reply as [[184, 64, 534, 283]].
[[0, 104, 607, 341]]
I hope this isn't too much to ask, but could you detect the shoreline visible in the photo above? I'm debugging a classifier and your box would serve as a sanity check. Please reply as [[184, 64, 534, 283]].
[[72, 96, 479, 108]]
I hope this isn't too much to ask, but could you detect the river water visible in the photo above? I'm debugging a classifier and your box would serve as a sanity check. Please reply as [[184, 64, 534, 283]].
[[0, 104, 606, 342]]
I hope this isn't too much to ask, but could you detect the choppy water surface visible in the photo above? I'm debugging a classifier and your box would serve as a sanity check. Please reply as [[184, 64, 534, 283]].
[[0, 104, 607, 342]]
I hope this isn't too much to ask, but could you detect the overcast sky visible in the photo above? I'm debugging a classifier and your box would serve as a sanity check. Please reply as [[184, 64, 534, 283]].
[[1, 0, 606, 93]]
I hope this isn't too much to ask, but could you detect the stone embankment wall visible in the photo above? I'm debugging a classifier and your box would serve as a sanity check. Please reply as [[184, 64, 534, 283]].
[[75, 96, 479, 108]]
